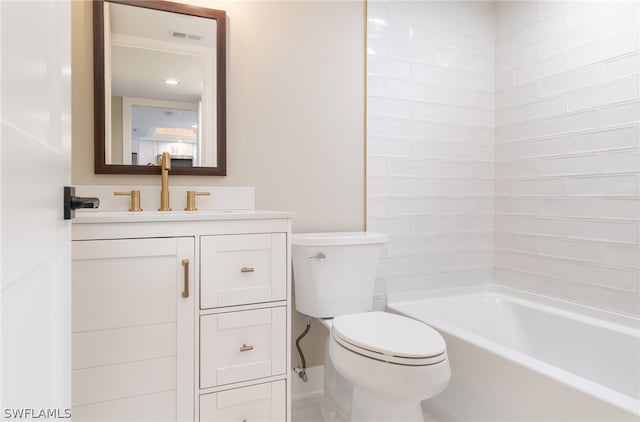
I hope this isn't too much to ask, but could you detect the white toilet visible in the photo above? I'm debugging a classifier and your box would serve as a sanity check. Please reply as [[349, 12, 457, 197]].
[[292, 232, 451, 422]]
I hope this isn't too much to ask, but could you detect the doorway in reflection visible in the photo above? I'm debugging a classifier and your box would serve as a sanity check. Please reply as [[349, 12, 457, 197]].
[[126, 104, 199, 167]]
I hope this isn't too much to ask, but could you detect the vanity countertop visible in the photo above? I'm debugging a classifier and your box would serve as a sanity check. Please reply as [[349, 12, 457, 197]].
[[74, 209, 295, 224]]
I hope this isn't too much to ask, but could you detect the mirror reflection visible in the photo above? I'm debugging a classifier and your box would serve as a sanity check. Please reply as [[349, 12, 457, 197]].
[[95, 0, 226, 175]]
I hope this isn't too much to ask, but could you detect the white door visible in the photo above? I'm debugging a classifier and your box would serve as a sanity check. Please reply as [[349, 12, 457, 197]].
[[0, 0, 72, 416]]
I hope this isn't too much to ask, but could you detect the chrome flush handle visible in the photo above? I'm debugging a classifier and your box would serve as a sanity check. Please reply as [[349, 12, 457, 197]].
[[308, 252, 326, 261]]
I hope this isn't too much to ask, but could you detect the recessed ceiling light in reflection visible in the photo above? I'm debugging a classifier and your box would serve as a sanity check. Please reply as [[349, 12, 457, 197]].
[[163, 78, 181, 86], [367, 17, 387, 27]]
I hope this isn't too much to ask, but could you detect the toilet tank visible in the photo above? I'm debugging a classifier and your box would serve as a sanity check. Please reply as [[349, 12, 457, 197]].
[[292, 232, 387, 318]]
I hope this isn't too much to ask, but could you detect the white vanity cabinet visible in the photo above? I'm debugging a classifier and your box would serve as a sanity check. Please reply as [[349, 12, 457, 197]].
[[72, 212, 292, 422]]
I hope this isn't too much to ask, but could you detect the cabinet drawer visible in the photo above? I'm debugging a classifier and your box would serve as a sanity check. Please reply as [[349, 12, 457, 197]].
[[201, 234, 286, 309], [200, 307, 286, 388], [200, 380, 285, 422]]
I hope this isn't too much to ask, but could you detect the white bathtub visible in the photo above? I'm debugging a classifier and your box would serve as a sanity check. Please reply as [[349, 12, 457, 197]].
[[387, 286, 640, 421]]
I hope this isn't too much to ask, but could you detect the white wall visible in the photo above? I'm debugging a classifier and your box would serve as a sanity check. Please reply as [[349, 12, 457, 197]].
[[367, 1, 496, 297], [494, 1, 640, 316]]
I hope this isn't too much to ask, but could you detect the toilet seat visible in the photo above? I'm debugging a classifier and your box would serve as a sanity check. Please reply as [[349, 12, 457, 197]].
[[331, 312, 447, 366]]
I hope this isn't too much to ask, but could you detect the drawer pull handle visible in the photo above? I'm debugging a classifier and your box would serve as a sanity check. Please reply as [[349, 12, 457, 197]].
[[240, 267, 255, 273], [240, 344, 254, 352], [182, 259, 189, 298]]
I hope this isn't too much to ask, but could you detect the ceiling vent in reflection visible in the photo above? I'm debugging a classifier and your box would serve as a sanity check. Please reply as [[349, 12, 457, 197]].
[[170, 31, 203, 42]]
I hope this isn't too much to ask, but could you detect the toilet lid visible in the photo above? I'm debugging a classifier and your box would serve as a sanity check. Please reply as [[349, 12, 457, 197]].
[[332, 312, 447, 366]]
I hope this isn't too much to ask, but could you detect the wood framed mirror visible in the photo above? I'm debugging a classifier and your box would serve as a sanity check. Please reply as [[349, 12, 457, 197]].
[[93, 0, 226, 175]]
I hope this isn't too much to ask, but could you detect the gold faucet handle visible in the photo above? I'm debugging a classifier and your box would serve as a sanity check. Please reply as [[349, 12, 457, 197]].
[[185, 191, 210, 211], [114, 190, 142, 212]]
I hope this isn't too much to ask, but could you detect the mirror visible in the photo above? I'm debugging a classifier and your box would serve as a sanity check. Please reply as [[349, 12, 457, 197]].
[[94, 0, 226, 175]]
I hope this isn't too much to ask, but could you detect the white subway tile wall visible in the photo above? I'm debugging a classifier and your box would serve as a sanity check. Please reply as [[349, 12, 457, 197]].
[[367, 1, 496, 296], [367, 1, 640, 316], [495, 1, 639, 316]]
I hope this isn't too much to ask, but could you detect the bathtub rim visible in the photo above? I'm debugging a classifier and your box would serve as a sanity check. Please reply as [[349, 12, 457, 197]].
[[387, 284, 639, 331], [387, 285, 640, 417]]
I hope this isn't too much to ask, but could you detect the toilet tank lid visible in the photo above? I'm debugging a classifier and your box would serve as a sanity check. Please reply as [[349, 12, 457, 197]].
[[292, 231, 387, 246]]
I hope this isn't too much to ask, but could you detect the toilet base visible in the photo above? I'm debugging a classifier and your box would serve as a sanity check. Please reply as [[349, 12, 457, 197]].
[[350, 387, 423, 422], [322, 337, 352, 421]]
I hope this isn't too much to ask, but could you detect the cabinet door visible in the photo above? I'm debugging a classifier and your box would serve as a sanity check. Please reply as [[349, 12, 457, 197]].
[[71, 237, 194, 421], [200, 233, 286, 309]]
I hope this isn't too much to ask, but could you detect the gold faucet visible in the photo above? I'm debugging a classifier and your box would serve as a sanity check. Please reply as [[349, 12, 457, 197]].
[[159, 151, 171, 211]]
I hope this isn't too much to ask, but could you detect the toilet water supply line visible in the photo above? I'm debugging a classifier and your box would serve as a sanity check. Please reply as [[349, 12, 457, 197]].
[[294, 316, 311, 382]]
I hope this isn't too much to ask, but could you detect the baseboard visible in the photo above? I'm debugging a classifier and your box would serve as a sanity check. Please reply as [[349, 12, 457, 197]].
[[291, 365, 324, 401]]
